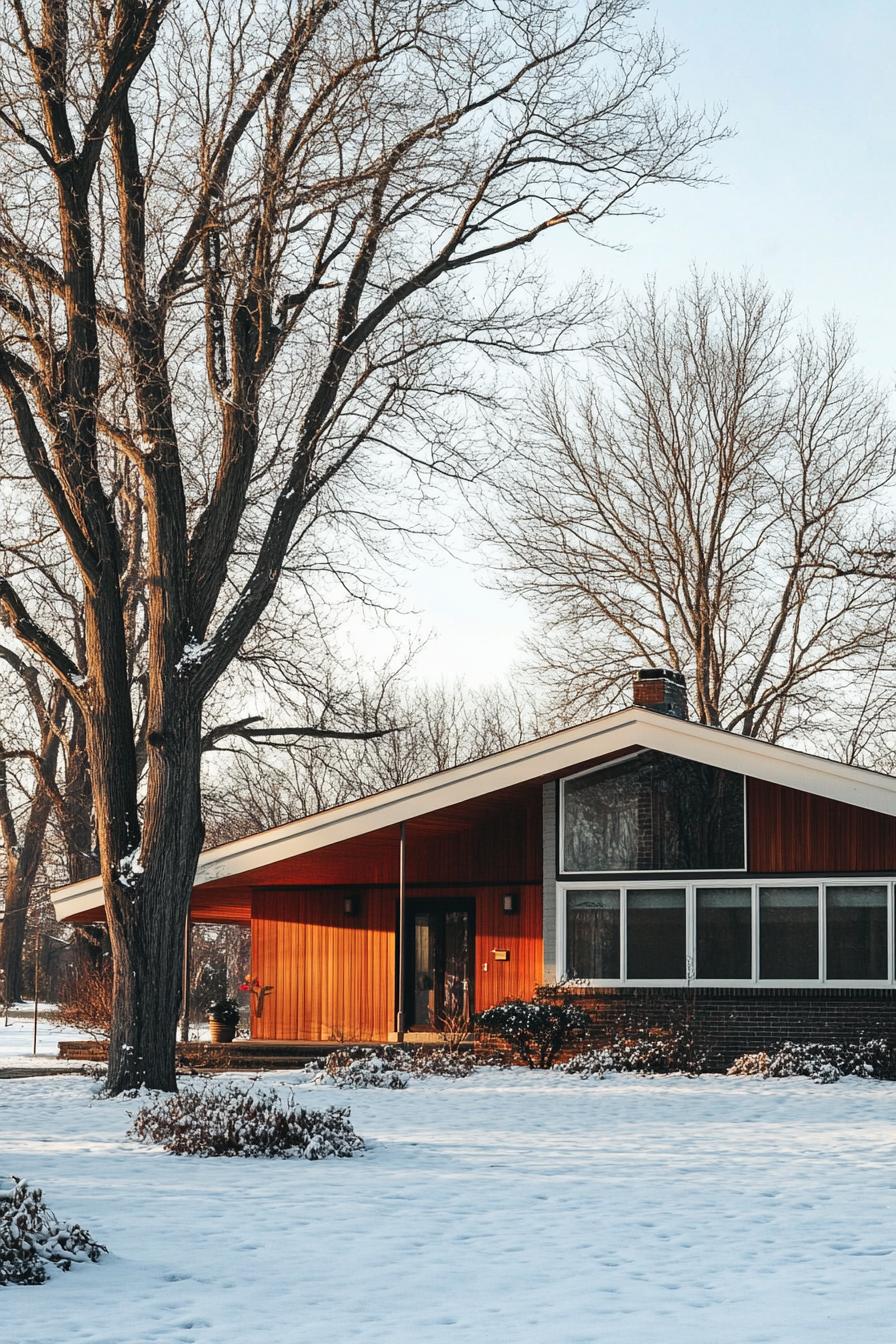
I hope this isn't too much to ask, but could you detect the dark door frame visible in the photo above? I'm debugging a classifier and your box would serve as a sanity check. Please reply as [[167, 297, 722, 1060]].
[[401, 896, 475, 1030]]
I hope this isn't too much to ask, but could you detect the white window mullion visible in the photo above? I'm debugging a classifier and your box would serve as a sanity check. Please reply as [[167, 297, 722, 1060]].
[[620, 888, 628, 981], [751, 883, 759, 982], [819, 884, 827, 983], [556, 884, 565, 982]]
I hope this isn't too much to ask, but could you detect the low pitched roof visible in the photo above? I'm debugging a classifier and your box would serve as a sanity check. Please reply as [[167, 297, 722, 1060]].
[[51, 705, 896, 920]]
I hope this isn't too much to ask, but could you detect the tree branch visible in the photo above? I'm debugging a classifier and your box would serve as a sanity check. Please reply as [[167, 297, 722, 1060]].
[[0, 580, 84, 698], [200, 714, 401, 754]]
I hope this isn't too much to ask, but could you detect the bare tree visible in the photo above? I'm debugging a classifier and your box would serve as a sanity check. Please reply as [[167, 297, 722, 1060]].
[[0, 0, 719, 1091], [204, 677, 542, 837], [487, 275, 896, 744], [0, 654, 67, 1001]]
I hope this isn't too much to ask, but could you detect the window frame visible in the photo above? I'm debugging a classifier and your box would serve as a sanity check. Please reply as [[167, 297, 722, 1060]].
[[555, 876, 896, 988], [558, 752, 748, 877]]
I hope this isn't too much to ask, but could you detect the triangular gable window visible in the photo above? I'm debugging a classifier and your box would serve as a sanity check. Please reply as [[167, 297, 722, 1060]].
[[561, 749, 745, 874]]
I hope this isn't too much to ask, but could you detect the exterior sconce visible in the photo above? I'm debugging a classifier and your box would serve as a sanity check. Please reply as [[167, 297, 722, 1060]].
[[344, 892, 360, 916], [502, 891, 518, 915]]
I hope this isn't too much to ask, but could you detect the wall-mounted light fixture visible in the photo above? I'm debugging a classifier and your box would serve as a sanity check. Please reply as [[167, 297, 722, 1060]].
[[343, 892, 361, 916], [502, 891, 519, 915]]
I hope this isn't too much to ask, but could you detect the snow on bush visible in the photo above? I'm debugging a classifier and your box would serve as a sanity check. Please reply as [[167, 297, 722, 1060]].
[[560, 1024, 708, 1078], [558, 1048, 615, 1079], [308, 1044, 475, 1088], [476, 996, 589, 1068], [310, 1047, 410, 1090], [728, 1039, 892, 1085], [611, 1026, 707, 1076], [129, 1081, 364, 1157], [0, 1177, 106, 1286], [413, 1047, 475, 1078], [727, 1052, 771, 1077]]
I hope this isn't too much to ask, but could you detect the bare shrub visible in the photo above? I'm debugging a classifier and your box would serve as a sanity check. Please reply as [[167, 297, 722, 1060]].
[[0, 1177, 106, 1285], [129, 1082, 364, 1158], [438, 1010, 472, 1052], [54, 965, 113, 1040]]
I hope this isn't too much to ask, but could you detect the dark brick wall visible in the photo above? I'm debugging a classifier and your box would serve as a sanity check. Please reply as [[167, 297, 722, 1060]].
[[569, 987, 896, 1069], [478, 986, 896, 1070]]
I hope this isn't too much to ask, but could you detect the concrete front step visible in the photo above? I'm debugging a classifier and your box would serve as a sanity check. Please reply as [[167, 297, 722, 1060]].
[[58, 1039, 391, 1070], [388, 1030, 474, 1045]]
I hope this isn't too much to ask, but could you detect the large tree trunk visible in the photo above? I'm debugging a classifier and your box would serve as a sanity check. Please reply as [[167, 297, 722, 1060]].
[[103, 695, 204, 1094]]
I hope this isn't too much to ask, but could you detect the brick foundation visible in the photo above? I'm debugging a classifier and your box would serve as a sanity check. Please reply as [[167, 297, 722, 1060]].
[[477, 987, 896, 1070]]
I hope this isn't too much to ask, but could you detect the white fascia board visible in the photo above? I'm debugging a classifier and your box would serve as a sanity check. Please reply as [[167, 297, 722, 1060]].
[[619, 713, 896, 815], [50, 708, 896, 921]]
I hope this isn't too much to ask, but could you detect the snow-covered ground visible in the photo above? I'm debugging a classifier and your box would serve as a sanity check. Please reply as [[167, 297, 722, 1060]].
[[0, 1007, 84, 1070], [0, 1012, 212, 1070], [4, 1067, 896, 1343]]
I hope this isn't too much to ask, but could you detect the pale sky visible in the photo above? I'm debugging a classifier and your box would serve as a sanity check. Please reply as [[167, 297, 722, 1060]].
[[390, 1, 896, 688]]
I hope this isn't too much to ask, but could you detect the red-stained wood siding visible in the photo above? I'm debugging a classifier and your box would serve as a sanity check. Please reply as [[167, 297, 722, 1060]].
[[192, 889, 251, 924], [748, 778, 896, 872], [69, 888, 251, 926], [249, 880, 544, 1040], [198, 780, 543, 895], [473, 882, 543, 1012], [243, 779, 544, 1040], [251, 887, 396, 1041]]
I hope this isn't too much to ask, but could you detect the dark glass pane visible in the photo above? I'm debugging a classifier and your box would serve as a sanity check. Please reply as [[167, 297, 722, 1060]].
[[413, 914, 435, 1026], [826, 886, 888, 981], [696, 887, 752, 979], [564, 766, 639, 870], [562, 749, 744, 872], [566, 890, 620, 979], [626, 888, 686, 978], [759, 887, 819, 980], [443, 910, 471, 1020], [411, 907, 472, 1026]]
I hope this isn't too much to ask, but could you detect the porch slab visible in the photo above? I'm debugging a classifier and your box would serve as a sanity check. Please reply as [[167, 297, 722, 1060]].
[[57, 1039, 388, 1071]]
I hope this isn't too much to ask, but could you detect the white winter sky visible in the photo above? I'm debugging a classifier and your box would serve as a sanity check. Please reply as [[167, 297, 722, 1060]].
[[367, 1, 896, 690]]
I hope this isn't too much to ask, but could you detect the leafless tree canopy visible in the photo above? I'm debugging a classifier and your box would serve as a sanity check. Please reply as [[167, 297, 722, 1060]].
[[204, 679, 542, 839], [488, 275, 896, 744], [0, 0, 718, 1090]]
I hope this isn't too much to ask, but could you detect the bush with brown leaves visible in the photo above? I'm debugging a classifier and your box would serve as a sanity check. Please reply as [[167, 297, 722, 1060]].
[[54, 965, 112, 1040]]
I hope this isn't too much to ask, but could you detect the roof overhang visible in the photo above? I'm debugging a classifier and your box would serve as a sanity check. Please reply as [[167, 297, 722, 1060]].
[[51, 707, 896, 921]]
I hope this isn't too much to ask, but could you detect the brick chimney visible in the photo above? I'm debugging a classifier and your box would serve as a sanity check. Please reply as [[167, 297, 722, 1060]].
[[632, 668, 688, 720]]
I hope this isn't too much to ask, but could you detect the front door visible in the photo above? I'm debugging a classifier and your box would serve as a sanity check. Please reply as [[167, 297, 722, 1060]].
[[405, 900, 474, 1030]]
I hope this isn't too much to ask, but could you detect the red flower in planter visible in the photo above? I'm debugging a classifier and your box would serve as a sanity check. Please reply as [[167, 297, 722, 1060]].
[[238, 975, 271, 1017]]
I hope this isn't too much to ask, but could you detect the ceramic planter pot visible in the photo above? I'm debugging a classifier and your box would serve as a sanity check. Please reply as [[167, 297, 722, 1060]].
[[208, 1018, 236, 1044]]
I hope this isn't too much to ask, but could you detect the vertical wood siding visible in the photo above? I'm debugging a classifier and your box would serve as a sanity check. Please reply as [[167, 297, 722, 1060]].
[[473, 882, 543, 1013], [244, 780, 544, 1040], [748, 778, 896, 872], [250, 880, 544, 1039], [251, 887, 396, 1040]]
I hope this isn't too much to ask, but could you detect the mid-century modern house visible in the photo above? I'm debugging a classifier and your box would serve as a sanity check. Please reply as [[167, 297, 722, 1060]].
[[51, 670, 896, 1061]]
